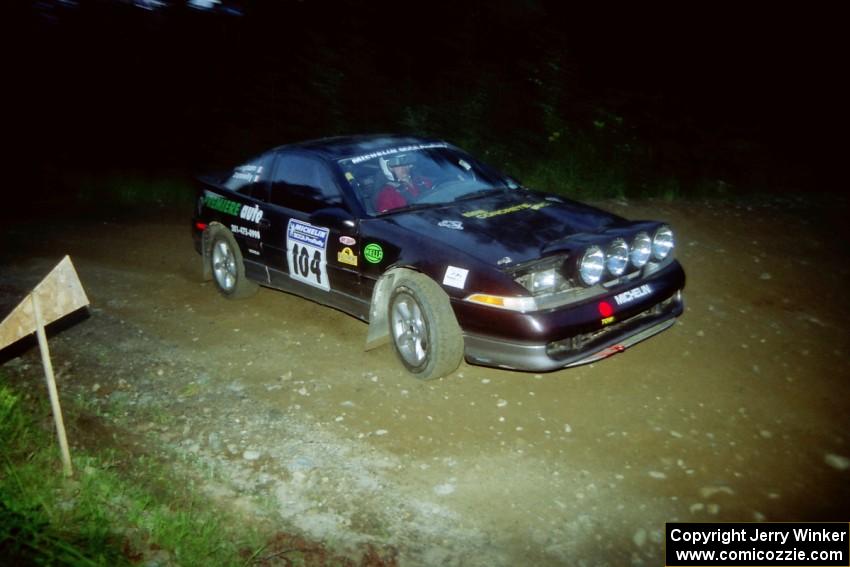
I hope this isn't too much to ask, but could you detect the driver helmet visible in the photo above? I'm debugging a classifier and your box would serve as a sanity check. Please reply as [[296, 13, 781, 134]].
[[380, 153, 415, 181]]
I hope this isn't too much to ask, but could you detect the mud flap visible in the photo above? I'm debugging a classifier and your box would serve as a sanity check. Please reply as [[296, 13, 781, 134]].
[[364, 270, 400, 350], [201, 223, 224, 282]]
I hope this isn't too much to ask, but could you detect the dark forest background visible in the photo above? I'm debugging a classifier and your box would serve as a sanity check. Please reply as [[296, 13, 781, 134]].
[[11, 1, 845, 208]]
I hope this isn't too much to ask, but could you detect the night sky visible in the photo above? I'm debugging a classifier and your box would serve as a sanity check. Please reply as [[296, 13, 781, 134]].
[[12, 1, 845, 205]]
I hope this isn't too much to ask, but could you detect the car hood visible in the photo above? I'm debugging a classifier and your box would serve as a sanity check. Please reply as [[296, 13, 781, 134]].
[[385, 190, 628, 267]]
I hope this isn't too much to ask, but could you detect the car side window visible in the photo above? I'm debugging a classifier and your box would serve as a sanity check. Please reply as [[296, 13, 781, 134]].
[[223, 153, 273, 201], [269, 154, 343, 212]]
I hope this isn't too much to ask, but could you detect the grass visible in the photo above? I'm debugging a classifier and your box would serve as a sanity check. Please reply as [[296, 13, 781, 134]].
[[0, 381, 266, 566], [517, 156, 629, 201], [37, 135, 739, 215], [0, 375, 399, 566], [506, 152, 742, 202], [75, 172, 195, 209], [454, 127, 685, 202]]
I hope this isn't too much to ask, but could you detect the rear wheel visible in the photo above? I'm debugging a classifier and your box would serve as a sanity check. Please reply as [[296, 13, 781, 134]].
[[208, 228, 257, 299], [389, 272, 463, 380]]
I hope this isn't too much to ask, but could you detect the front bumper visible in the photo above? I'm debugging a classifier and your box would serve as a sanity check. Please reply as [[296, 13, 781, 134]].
[[463, 290, 682, 371], [457, 260, 685, 371]]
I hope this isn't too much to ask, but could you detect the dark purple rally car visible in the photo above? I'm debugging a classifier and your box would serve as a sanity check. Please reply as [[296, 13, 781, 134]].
[[192, 135, 685, 379]]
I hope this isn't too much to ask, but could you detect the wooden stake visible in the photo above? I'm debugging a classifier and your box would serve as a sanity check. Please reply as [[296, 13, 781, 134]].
[[31, 294, 73, 477]]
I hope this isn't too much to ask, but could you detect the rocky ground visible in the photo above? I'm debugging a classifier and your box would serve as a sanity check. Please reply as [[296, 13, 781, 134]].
[[1, 196, 849, 566]]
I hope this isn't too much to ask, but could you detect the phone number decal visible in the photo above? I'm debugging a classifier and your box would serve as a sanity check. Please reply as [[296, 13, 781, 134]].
[[231, 224, 260, 239]]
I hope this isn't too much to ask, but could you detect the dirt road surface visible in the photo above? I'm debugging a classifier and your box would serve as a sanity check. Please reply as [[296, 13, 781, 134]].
[[2, 196, 849, 566]]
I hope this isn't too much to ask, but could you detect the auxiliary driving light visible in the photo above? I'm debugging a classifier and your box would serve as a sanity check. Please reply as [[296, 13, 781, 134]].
[[652, 225, 674, 261], [630, 232, 651, 267], [606, 239, 629, 276], [579, 246, 605, 286]]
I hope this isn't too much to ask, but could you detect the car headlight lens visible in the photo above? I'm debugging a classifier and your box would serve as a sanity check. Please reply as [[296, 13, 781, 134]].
[[630, 232, 652, 267], [533, 268, 558, 293], [513, 256, 568, 296], [516, 268, 557, 294], [579, 245, 605, 286], [652, 225, 674, 261], [605, 239, 629, 276]]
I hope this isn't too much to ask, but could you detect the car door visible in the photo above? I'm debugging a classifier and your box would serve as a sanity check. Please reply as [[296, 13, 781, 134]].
[[214, 151, 275, 283], [262, 151, 364, 316]]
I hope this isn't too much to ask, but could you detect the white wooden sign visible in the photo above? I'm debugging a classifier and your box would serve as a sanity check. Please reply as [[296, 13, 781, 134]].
[[0, 255, 90, 476]]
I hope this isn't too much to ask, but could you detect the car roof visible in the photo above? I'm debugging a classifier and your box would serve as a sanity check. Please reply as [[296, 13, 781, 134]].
[[271, 134, 450, 162]]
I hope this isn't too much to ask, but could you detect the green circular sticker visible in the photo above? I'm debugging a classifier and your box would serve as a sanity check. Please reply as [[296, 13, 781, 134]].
[[364, 243, 384, 264]]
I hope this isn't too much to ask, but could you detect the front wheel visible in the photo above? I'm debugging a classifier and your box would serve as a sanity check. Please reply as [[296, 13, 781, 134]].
[[208, 228, 257, 299], [389, 272, 463, 380]]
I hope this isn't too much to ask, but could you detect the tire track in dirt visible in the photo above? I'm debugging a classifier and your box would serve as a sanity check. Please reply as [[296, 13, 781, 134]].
[[2, 197, 849, 565]]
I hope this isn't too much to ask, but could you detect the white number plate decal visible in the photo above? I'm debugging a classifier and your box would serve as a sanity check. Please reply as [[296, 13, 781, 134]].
[[286, 219, 330, 291]]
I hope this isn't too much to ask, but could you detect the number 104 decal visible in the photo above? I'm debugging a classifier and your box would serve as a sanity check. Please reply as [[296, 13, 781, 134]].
[[286, 219, 330, 291]]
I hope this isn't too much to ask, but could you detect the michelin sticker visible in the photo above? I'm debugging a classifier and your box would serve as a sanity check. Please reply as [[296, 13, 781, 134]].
[[287, 219, 330, 291], [348, 143, 448, 164], [614, 284, 652, 306], [443, 266, 469, 289]]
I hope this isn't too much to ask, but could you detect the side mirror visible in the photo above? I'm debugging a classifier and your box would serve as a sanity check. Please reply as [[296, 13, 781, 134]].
[[505, 176, 523, 190], [310, 206, 356, 229]]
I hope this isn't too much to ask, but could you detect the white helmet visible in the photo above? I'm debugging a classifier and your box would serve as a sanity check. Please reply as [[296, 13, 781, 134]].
[[380, 153, 415, 181]]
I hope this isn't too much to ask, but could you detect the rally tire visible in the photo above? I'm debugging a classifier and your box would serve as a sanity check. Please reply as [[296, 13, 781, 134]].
[[207, 227, 258, 299], [388, 272, 464, 380]]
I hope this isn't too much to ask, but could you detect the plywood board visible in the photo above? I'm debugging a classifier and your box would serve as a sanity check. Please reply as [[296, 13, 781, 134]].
[[0, 256, 90, 349]]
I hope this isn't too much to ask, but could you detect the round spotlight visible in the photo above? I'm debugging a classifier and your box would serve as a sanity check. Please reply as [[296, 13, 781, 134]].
[[652, 225, 674, 261], [630, 232, 652, 267], [606, 239, 629, 276], [579, 246, 605, 286]]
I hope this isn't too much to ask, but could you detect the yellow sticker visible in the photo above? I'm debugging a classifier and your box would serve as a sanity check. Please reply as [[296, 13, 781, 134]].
[[337, 247, 358, 266], [462, 202, 550, 219], [601, 316, 615, 325]]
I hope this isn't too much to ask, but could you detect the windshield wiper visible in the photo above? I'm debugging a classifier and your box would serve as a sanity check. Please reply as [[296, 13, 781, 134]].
[[455, 187, 506, 202], [375, 202, 442, 216]]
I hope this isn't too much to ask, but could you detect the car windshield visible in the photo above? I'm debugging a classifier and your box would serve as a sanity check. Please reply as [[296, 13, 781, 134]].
[[336, 145, 516, 215]]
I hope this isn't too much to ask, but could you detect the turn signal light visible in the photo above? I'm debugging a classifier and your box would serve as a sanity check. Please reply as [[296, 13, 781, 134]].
[[465, 293, 538, 313]]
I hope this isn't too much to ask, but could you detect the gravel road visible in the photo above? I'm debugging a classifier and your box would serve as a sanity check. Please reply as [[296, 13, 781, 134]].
[[2, 196, 848, 566]]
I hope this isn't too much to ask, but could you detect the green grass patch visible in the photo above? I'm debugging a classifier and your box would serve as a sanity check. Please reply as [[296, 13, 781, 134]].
[[0, 382, 266, 566], [75, 172, 195, 209], [0, 376, 398, 566]]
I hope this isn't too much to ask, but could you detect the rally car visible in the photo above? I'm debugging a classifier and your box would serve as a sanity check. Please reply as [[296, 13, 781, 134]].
[[192, 134, 685, 379]]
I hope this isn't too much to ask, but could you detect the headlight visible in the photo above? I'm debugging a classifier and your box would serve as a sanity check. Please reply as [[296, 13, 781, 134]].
[[482, 254, 574, 312], [516, 268, 556, 294], [652, 225, 674, 261], [514, 256, 567, 296], [630, 232, 651, 267], [605, 239, 629, 276], [579, 245, 604, 286]]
